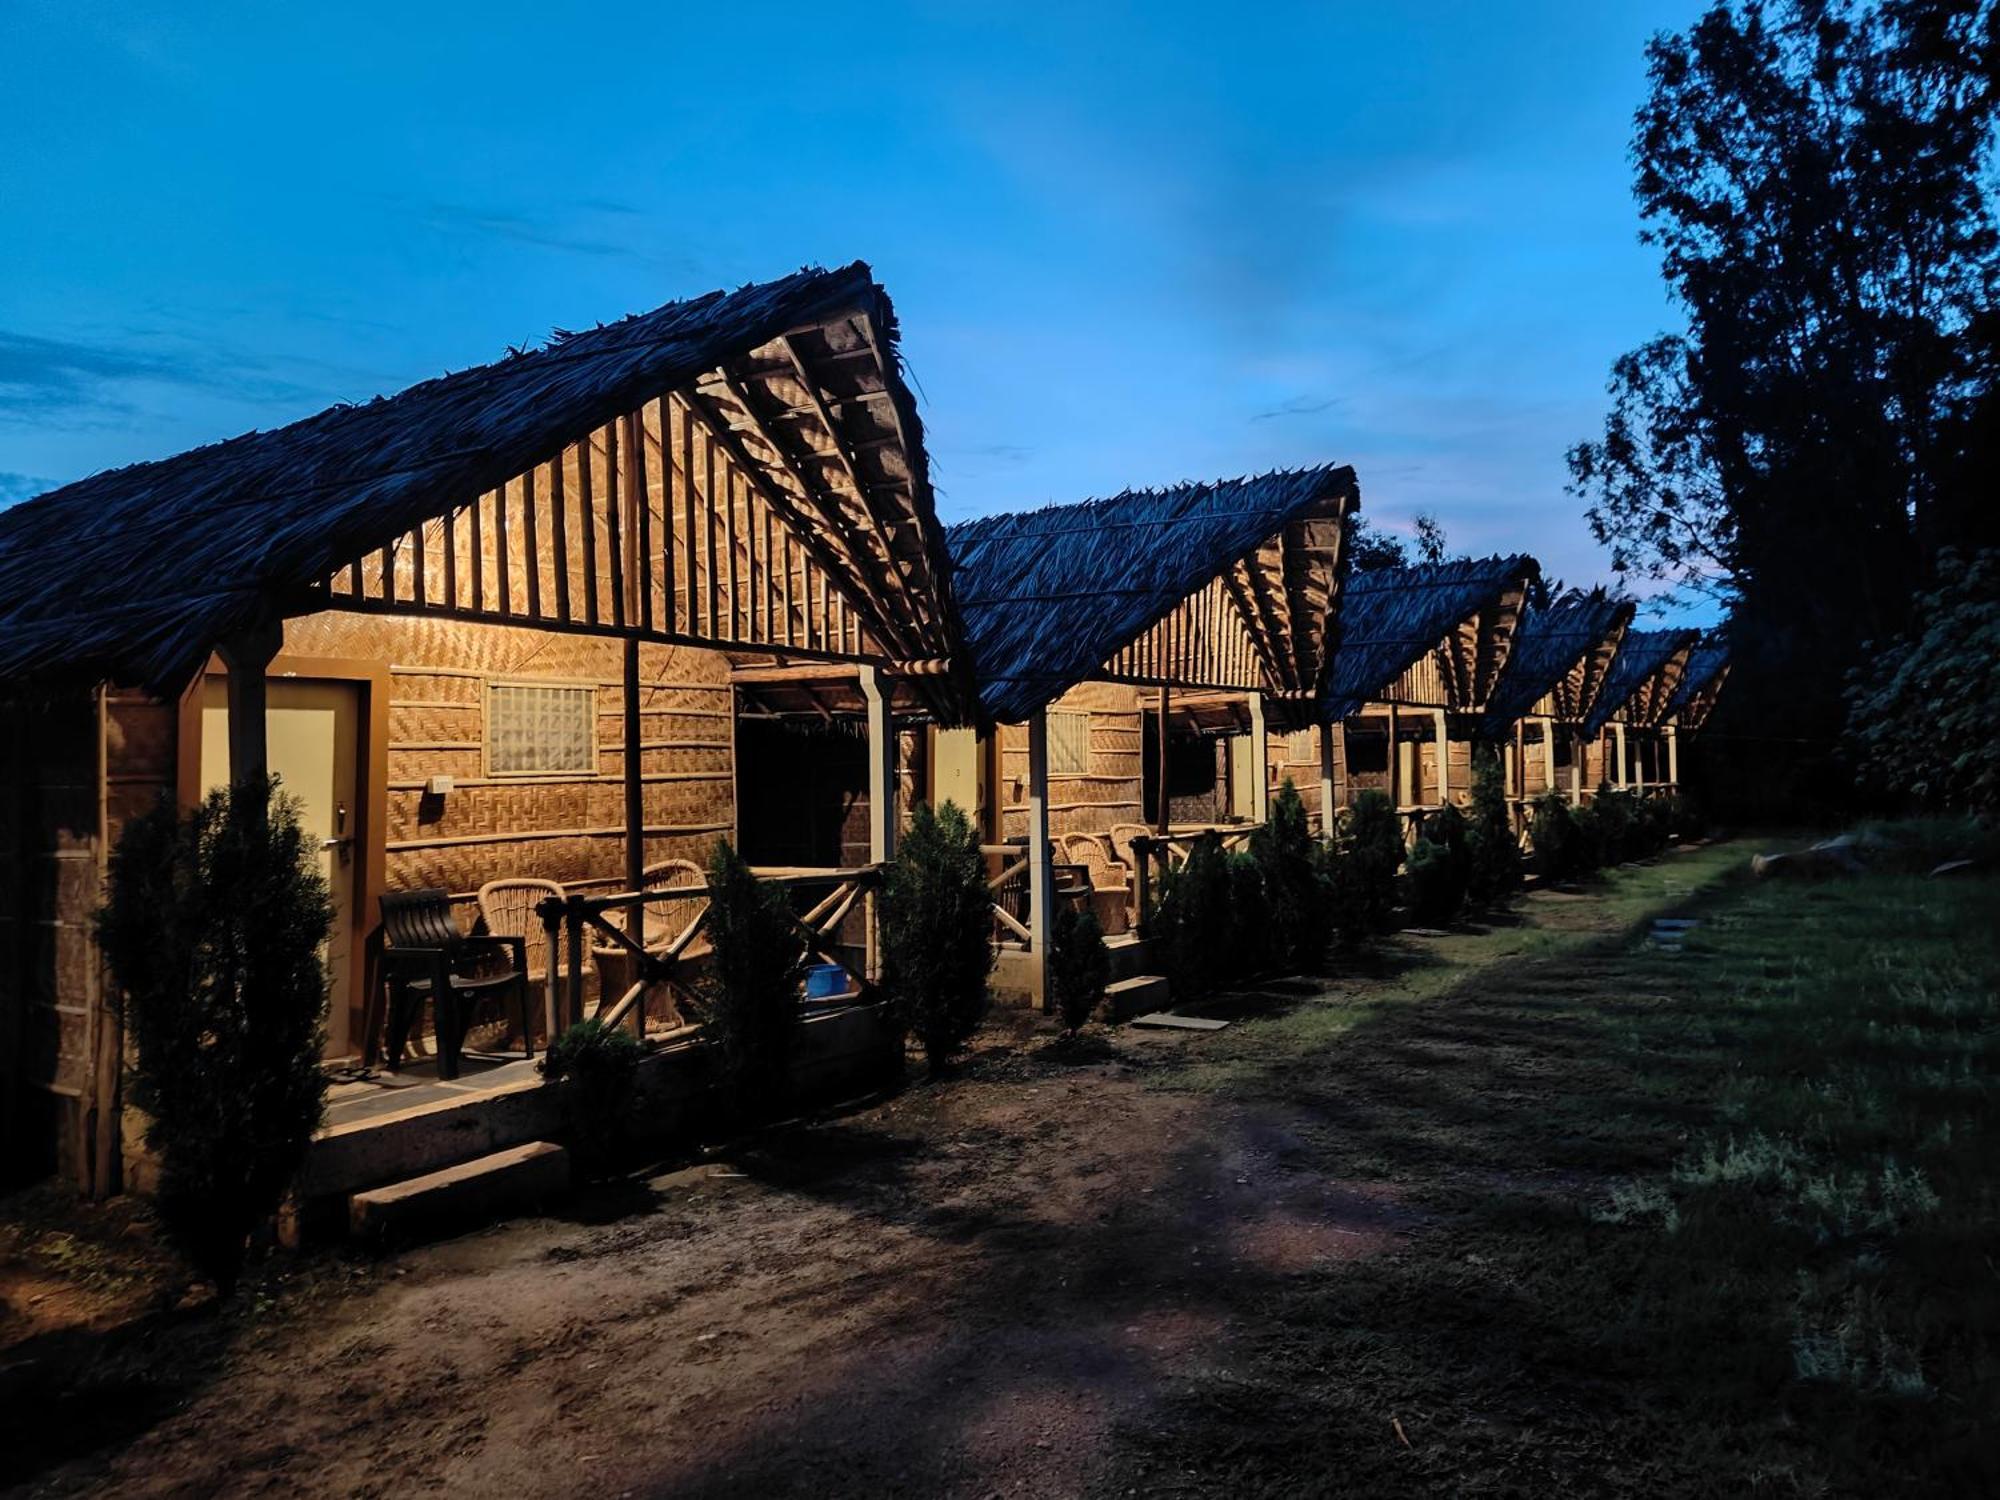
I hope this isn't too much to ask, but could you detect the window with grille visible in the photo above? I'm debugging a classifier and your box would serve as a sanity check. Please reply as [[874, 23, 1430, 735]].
[[486, 681, 597, 776], [1285, 728, 1318, 763], [1048, 711, 1091, 775]]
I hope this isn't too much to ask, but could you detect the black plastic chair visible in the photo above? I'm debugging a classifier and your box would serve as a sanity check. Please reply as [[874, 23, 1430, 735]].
[[377, 888, 532, 1079]]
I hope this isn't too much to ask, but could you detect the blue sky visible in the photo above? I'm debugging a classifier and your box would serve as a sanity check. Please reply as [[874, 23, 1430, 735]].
[[0, 1, 1710, 618]]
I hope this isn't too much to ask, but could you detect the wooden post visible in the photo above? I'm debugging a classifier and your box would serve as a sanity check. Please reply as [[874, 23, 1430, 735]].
[[1612, 722, 1628, 789], [1248, 695, 1269, 823], [1027, 709, 1053, 1011], [1435, 709, 1450, 807], [1571, 730, 1585, 805], [1667, 724, 1680, 790], [1633, 727, 1648, 796], [621, 636, 644, 1036], [1154, 685, 1170, 835], [1540, 717, 1557, 802], [217, 621, 283, 806], [1334, 721, 1349, 810], [1385, 702, 1400, 808], [1317, 722, 1336, 838], [861, 665, 896, 865]]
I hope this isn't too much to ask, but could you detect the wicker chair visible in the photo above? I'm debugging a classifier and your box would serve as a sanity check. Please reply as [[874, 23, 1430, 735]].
[[1106, 822, 1152, 875], [1060, 832, 1132, 936], [592, 859, 712, 1029]]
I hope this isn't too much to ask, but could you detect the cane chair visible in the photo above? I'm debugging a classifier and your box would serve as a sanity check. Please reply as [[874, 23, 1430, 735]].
[[592, 859, 712, 1030], [1059, 832, 1132, 935]]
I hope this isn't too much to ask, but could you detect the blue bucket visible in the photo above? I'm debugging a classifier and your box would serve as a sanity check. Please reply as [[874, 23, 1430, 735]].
[[804, 963, 849, 1000]]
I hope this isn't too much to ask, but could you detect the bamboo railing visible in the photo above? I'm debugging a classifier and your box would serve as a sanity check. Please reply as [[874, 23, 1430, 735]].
[[534, 864, 883, 1040]]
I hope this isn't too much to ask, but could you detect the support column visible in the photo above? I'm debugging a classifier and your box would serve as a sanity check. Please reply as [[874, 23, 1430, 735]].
[[622, 638, 645, 1037], [1667, 724, 1681, 791], [217, 620, 284, 808], [1385, 702, 1400, 808], [1633, 727, 1648, 796], [1571, 730, 1585, 804], [1026, 709, 1053, 1012], [861, 665, 897, 865], [1154, 685, 1170, 835], [1613, 722, 1628, 789], [1540, 717, 1557, 800], [1317, 722, 1337, 838], [1248, 695, 1270, 822], [1435, 709, 1450, 807]]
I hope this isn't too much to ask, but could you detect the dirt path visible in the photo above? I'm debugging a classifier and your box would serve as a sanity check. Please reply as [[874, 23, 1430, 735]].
[[8, 848, 1740, 1499]]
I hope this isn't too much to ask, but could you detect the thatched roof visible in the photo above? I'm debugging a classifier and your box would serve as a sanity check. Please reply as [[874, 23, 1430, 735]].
[[1583, 626, 1700, 735], [0, 261, 970, 713], [1480, 588, 1635, 734], [1665, 641, 1731, 729], [1320, 555, 1539, 722], [946, 467, 1359, 725]]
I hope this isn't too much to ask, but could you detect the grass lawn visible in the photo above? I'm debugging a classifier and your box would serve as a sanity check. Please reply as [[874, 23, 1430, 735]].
[[1109, 844, 2000, 1496]]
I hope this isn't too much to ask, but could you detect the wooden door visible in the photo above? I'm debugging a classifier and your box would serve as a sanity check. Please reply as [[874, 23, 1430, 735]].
[[199, 678, 361, 1059]]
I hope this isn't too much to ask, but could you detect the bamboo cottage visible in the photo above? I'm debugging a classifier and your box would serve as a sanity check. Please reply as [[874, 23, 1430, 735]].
[[1581, 628, 1701, 794], [1306, 557, 1539, 838], [1479, 588, 1636, 818], [0, 262, 980, 1192], [943, 469, 1358, 995]]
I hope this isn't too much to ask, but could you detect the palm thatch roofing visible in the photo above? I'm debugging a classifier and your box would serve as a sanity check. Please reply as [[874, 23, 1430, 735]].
[[1320, 555, 1540, 722], [0, 261, 975, 718], [1480, 588, 1636, 735], [1583, 626, 1701, 735], [945, 467, 1359, 725], [1665, 640, 1731, 729]]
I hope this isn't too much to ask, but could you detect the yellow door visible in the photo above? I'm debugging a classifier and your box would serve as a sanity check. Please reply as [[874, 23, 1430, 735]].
[[201, 677, 360, 1059]]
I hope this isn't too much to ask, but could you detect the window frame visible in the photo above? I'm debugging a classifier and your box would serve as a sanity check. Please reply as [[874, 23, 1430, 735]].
[[482, 676, 602, 780], [1047, 709, 1092, 777]]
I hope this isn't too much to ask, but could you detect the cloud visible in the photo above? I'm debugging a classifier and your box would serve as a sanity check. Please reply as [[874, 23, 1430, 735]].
[[963, 442, 1034, 464], [0, 331, 180, 414], [0, 470, 53, 508], [1250, 394, 1345, 422], [415, 199, 711, 276]]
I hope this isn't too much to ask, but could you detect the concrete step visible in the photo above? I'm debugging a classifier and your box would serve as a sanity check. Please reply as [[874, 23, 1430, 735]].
[[350, 1141, 570, 1247], [1100, 974, 1169, 1023], [1130, 1011, 1229, 1032]]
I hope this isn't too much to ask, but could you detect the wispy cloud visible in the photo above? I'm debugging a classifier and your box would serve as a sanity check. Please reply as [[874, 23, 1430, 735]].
[[0, 326, 339, 429], [0, 470, 53, 508], [414, 199, 712, 276], [1250, 394, 1345, 422], [964, 441, 1034, 464]]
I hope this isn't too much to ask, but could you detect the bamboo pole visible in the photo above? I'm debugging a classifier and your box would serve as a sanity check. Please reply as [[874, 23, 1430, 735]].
[[1027, 710, 1053, 1012]]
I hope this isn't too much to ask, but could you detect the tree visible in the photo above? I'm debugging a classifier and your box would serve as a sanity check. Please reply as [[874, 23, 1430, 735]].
[[700, 840, 806, 1113], [1347, 515, 1411, 572], [1049, 904, 1110, 1038], [881, 801, 993, 1073], [1465, 743, 1523, 908], [1845, 548, 2000, 815], [1250, 780, 1332, 972], [1413, 511, 1450, 566], [1568, 0, 1999, 812], [98, 779, 332, 1295]]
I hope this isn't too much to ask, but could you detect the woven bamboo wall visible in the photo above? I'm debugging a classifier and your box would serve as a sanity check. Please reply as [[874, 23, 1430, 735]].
[[284, 611, 736, 896], [996, 681, 1147, 841]]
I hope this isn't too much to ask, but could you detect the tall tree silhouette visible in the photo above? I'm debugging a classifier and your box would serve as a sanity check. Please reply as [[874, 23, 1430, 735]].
[[1569, 0, 1998, 809]]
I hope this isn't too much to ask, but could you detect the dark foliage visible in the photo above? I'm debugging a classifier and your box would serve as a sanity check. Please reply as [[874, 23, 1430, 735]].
[[97, 779, 331, 1294], [1050, 903, 1111, 1038], [1329, 792, 1405, 946], [1568, 0, 2000, 816], [1846, 548, 2000, 816], [1150, 834, 1237, 998], [1250, 780, 1333, 972], [1530, 792, 1603, 883], [700, 840, 805, 1115], [539, 1019, 641, 1178], [882, 800, 994, 1074], [1465, 745, 1524, 909], [1592, 787, 1638, 865], [1405, 805, 1472, 927]]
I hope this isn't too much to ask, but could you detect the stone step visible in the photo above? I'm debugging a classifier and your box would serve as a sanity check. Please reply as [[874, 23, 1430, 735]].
[[1129, 1011, 1229, 1032], [350, 1141, 570, 1247], [1099, 973, 1170, 1023]]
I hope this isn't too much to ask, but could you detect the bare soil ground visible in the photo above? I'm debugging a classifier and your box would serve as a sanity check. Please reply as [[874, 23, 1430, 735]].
[[6, 838, 1990, 1497]]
